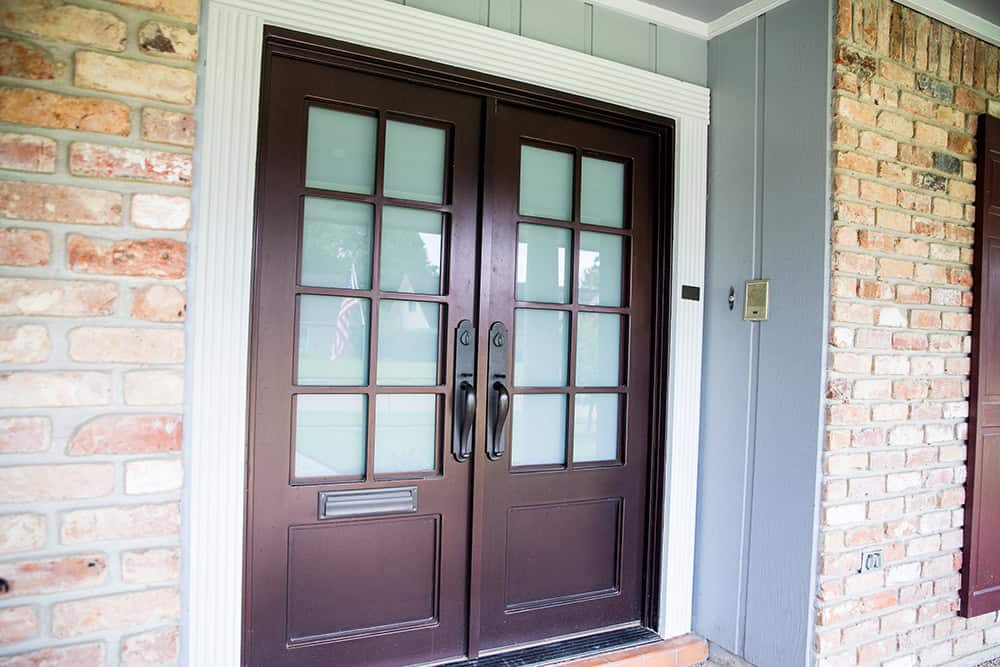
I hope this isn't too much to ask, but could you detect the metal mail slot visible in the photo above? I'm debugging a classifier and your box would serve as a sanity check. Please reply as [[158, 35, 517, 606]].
[[318, 487, 418, 520]]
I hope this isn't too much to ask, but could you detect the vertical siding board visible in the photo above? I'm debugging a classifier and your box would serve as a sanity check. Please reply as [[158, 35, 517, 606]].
[[519, 0, 590, 54], [487, 0, 520, 34], [592, 5, 653, 71]]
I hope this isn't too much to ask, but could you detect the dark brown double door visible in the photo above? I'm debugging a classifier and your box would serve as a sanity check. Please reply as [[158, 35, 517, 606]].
[[246, 33, 665, 667]]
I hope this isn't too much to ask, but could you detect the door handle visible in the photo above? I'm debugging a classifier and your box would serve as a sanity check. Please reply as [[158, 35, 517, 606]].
[[491, 380, 510, 460], [452, 320, 476, 461], [486, 322, 510, 460]]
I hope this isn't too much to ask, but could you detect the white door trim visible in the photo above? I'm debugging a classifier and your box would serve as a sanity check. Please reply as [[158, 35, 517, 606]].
[[186, 1, 709, 663]]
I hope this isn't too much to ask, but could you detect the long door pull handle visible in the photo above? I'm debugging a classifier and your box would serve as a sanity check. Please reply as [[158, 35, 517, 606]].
[[452, 320, 476, 462], [457, 381, 475, 459], [490, 381, 510, 460]]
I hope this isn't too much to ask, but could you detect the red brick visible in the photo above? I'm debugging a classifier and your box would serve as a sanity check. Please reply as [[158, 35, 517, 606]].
[[0, 514, 45, 554], [0, 181, 122, 226], [68, 327, 183, 363], [131, 284, 185, 321], [0, 324, 49, 363], [51, 588, 179, 638], [0, 371, 111, 408], [0, 278, 116, 316], [110, 0, 199, 22], [0, 606, 37, 646], [0, 37, 59, 80], [0, 0, 126, 50], [0, 228, 48, 266], [0, 133, 55, 172], [0, 416, 49, 453], [61, 503, 179, 544], [0, 554, 106, 598], [120, 627, 179, 667], [0, 87, 130, 135], [0, 464, 113, 503], [124, 370, 183, 405], [75, 52, 195, 105], [68, 235, 186, 279], [68, 414, 181, 455], [70, 142, 192, 185], [0, 643, 104, 666], [122, 548, 180, 584]]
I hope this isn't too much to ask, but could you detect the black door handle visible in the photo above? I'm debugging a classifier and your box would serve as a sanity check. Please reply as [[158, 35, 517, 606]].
[[452, 320, 476, 461], [490, 380, 510, 460], [486, 322, 510, 460]]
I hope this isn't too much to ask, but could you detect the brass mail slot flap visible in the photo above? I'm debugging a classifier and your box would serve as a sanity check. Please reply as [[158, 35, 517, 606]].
[[318, 487, 418, 520]]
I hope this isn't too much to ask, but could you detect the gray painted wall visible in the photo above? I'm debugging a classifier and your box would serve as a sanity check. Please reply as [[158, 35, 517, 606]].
[[386, 0, 707, 85], [695, 0, 832, 665]]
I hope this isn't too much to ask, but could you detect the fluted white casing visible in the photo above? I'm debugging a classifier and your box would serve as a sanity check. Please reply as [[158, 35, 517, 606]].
[[187, 1, 709, 664]]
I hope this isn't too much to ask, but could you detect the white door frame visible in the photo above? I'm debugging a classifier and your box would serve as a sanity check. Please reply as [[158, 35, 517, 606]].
[[185, 1, 709, 663]]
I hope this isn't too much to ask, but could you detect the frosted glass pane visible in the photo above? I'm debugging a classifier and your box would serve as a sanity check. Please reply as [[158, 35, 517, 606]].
[[579, 232, 624, 307], [306, 107, 377, 194], [384, 120, 446, 203], [379, 207, 442, 295], [519, 145, 573, 220], [515, 223, 571, 303], [374, 394, 437, 473], [300, 198, 373, 289], [376, 300, 440, 385], [294, 394, 367, 478], [514, 309, 568, 387], [576, 313, 621, 386], [297, 295, 370, 386], [581, 157, 625, 228], [511, 394, 567, 467], [573, 394, 619, 462]]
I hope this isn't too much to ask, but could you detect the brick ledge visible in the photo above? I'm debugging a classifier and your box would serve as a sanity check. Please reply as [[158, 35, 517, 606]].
[[553, 633, 708, 667]]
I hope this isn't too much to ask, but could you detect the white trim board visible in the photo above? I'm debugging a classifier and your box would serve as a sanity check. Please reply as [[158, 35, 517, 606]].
[[186, 1, 709, 664], [589, 0, 1000, 44]]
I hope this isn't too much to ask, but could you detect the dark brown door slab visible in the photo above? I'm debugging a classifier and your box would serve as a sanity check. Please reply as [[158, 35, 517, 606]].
[[962, 113, 1000, 618]]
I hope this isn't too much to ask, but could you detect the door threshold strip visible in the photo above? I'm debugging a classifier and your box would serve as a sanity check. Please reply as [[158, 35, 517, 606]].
[[440, 626, 661, 667]]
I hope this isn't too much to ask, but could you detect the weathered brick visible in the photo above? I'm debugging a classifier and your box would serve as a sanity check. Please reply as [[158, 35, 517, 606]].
[[0, 228, 49, 266], [131, 193, 190, 230], [0, 0, 126, 50], [0, 514, 45, 554], [51, 588, 179, 638], [68, 414, 181, 455], [0, 278, 116, 317], [75, 52, 195, 105], [124, 370, 183, 405], [0, 606, 37, 646], [0, 417, 50, 454], [0, 643, 103, 666], [0, 371, 111, 408], [120, 627, 179, 667], [0, 325, 49, 364], [70, 142, 192, 185], [131, 284, 185, 321], [0, 37, 60, 80], [67, 235, 186, 279], [68, 327, 183, 363], [0, 133, 55, 173], [141, 108, 195, 149], [0, 554, 106, 598], [0, 87, 130, 135], [110, 0, 199, 22], [121, 548, 180, 583], [0, 464, 113, 503], [0, 181, 122, 226], [61, 502, 179, 543], [138, 20, 198, 60]]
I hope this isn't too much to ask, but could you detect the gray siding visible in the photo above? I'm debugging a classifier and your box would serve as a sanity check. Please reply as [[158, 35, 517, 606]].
[[696, 0, 832, 665], [387, 0, 707, 85]]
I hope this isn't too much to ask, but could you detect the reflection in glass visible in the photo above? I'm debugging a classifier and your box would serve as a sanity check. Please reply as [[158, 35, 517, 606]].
[[297, 295, 370, 386], [576, 313, 621, 386], [511, 394, 567, 467], [374, 394, 437, 473], [379, 207, 443, 295], [294, 394, 367, 478], [384, 120, 447, 203], [305, 106, 377, 194], [300, 198, 373, 289], [579, 232, 624, 307], [581, 157, 626, 228], [514, 309, 568, 387], [515, 223, 571, 304], [376, 300, 440, 385], [519, 145, 573, 220], [573, 394, 619, 462]]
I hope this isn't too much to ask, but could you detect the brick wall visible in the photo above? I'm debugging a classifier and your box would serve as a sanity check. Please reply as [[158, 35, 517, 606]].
[[0, 0, 196, 664], [823, 1, 1000, 665]]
